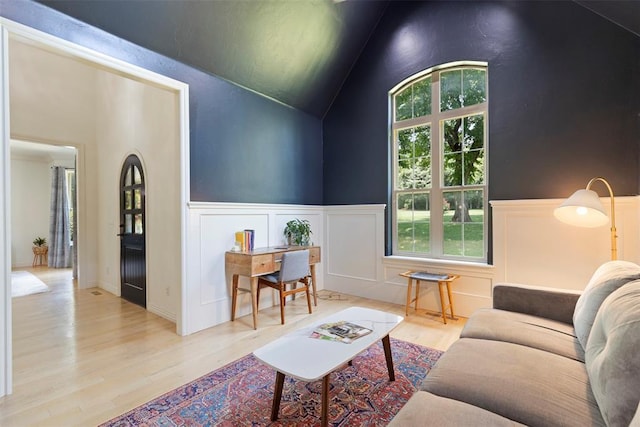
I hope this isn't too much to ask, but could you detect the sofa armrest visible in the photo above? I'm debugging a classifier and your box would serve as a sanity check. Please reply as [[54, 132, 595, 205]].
[[493, 283, 581, 325]]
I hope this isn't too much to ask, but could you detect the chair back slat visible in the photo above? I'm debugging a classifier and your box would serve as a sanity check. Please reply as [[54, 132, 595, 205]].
[[279, 250, 310, 282]]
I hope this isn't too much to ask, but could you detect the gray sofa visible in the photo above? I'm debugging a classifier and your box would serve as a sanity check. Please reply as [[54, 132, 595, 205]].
[[390, 260, 640, 427]]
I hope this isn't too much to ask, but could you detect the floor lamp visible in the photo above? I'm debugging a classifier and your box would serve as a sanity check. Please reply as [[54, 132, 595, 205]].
[[553, 177, 617, 260]]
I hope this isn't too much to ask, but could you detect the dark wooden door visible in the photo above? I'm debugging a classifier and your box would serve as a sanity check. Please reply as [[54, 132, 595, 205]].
[[119, 155, 146, 308]]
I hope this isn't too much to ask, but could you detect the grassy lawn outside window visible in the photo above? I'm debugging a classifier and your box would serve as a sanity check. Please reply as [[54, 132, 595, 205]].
[[391, 62, 488, 262]]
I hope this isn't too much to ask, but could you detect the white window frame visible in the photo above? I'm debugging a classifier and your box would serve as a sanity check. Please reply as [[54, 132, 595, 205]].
[[390, 61, 488, 262]]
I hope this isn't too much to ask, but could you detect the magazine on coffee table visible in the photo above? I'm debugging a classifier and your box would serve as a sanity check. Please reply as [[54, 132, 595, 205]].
[[310, 320, 373, 344]]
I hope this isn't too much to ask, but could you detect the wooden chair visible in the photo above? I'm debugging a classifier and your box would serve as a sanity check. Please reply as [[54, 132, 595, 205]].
[[256, 249, 312, 324]]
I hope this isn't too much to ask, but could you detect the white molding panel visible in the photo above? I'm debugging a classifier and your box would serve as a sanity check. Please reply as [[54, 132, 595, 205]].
[[324, 205, 386, 295]]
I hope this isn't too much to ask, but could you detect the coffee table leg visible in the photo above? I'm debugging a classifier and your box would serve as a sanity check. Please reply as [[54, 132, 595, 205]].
[[271, 371, 285, 421], [322, 374, 330, 427], [382, 334, 395, 381]]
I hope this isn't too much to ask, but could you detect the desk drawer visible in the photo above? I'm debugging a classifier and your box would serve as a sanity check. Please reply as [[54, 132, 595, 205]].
[[252, 254, 275, 275], [309, 247, 321, 264]]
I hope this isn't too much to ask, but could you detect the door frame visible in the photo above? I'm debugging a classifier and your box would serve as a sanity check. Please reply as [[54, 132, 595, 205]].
[[0, 18, 191, 397], [119, 153, 147, 308]]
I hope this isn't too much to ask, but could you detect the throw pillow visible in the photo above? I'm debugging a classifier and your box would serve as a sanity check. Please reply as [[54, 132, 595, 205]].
[[573, 260, 640, 349], [585, 280, 640, 427]]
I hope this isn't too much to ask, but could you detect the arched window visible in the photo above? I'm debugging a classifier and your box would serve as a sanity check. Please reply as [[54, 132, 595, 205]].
[[390, 62, 488, 261]]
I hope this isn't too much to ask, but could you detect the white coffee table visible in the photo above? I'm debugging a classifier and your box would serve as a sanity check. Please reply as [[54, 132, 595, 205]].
[[253, 306, 404, 426]]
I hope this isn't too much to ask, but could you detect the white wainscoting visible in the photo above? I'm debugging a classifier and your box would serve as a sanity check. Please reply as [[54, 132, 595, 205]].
[[185, 202, 324, 335], [492, 196, 639, 290], [323, 205, 495, 319], [184, 197, 639, 334]]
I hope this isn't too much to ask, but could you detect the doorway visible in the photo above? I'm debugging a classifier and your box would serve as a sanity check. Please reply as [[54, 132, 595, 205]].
[[119, 154, 146, 308], [2, 19, 190, 398], [9, 140, 77, 272]]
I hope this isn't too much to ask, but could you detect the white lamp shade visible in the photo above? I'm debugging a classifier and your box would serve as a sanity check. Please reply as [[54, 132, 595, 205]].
[[554, 189, 609, 228]]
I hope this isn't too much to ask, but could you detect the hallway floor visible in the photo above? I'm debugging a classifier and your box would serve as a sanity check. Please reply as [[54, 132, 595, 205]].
[[2, 267, 465, 426]]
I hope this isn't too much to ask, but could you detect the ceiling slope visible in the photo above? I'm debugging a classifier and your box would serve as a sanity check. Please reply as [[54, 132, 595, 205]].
[[37, 0, 388, 118], [35, 0, 638, 118]]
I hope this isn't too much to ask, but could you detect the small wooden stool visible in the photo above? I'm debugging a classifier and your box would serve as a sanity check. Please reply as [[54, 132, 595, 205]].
[[400, 271, 459, 324]]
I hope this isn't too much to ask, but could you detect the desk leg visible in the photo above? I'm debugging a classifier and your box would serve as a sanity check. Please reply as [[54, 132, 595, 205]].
[[271, 371, 285, 421], [250, 276, 259, 330], [321, 374, 330, 427], [382, 334, 395, 381], [310, 264, 318, 306], [414, 280, 421, 312], [405, 277, 413, 317], [231, 274, 239, 321], [437, 281, 447, 324], [446, 281, 458, 321]]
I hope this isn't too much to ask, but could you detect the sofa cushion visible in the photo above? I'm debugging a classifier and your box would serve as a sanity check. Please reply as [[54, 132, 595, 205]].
[[574, 260, 640, 349], [422, 338, 605, 427], [586, 280, 640, 427], [493, 283, 581, 324], [461, 308, 584, 361], [389, 391, 526, 427]]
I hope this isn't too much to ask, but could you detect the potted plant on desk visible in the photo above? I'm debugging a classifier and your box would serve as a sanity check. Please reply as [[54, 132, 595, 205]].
[[284, 219, 312, 246]]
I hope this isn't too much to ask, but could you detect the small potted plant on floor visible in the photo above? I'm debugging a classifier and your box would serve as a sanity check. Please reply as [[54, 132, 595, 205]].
[[284, 219, 312, 246], [32, 237, 47, 253], [32, 236, 48, 262]]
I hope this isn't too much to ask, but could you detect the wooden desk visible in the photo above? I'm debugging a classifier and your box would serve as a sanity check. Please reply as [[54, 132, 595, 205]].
[[400, 270, 459, 324], [226, 245, 321, 329]]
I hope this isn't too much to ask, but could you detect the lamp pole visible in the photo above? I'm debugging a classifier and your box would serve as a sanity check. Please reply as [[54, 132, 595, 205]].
[[586, 177, 617, 260]]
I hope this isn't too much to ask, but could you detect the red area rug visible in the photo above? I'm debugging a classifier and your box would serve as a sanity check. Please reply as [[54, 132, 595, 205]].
[[102, 338, 442, 426]]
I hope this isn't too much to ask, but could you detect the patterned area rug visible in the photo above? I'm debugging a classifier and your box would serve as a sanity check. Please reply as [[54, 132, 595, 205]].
[[11, 271, 49, 297], [102, 338, 442, 426]]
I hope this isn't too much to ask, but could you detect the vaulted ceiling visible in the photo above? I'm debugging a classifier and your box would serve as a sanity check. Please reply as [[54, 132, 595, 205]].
[[37, 0, 389, 118], [37, 0, 639, 119]]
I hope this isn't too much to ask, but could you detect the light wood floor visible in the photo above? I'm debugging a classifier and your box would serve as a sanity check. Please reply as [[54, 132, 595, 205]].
[[1, 267, 465, 426]]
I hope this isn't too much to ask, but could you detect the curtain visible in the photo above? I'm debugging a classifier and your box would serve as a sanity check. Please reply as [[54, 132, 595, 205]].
[[71, 162, 78, 279], [48, 167, 71, 268]]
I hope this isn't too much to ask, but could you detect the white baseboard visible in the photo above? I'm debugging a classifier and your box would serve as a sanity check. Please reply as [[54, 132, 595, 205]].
[[148, 303, 176, 323]]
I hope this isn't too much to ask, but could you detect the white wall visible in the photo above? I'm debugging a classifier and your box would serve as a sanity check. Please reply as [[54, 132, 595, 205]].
[[9, 41, 96, 145], [8, 38, 183, 322], [95, 71, 181, 321], [9, 39, 99, 287], [1, 26, 12, 398], [492, 197, 639, 289], [9, 156, 50, 267]]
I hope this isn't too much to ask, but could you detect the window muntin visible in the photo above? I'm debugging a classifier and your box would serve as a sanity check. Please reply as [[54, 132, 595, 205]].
[[391, 63, 488, 261], [395, 76, 432, 121], [443, 113, 485, 187], [440, 68, 486, 112], [397, 125, 431, 190]]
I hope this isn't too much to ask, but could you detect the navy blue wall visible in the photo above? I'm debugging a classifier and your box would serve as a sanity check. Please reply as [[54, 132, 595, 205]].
[[1, 0, 323, 204], [324, 1, 640, 207]]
